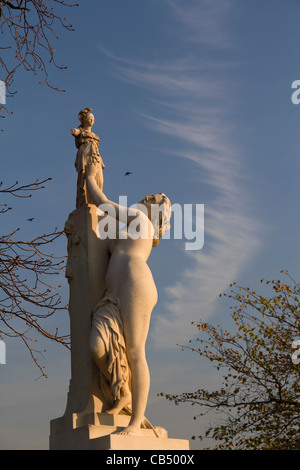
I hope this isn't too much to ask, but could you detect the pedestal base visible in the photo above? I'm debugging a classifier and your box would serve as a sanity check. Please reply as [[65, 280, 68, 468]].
[[50, 413, 190, 450]]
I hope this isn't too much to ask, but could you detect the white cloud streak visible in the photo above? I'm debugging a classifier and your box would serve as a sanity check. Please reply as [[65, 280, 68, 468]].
[[100, 0, 262, 348], [167, 0, 237, 48]]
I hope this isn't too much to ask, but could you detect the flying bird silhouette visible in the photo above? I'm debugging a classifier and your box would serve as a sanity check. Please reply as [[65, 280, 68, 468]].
[[27, 218, 34, 222], [124, 171, 132, 177]]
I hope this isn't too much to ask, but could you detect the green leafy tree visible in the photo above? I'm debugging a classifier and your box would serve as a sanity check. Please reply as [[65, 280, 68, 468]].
[[160, 271, 300, 450]]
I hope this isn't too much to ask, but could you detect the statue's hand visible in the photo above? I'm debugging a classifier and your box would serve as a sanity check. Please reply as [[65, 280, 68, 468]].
[[71, 128, 80, 136], [85, 158, 98, 177]]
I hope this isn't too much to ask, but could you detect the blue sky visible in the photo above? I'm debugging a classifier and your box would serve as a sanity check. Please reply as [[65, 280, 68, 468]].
[[1, 0, 300, 450]]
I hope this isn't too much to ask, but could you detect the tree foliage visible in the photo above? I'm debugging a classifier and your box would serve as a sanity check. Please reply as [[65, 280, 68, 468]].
[[0, 0, 78, 117], [0, 178, 69, 378], [160, 271, 300, 450]]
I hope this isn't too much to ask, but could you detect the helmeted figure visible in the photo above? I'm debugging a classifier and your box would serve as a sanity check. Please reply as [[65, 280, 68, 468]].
[[71, 108, 105, 207]]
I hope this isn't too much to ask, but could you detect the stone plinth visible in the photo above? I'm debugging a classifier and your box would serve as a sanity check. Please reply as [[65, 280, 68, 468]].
[[50, 412, 190, 450]]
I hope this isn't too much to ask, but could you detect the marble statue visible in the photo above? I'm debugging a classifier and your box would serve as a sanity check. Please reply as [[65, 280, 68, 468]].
[[50, 108, 190, 450], [71, 108, 105, 207], [85, 159, 172, 437]]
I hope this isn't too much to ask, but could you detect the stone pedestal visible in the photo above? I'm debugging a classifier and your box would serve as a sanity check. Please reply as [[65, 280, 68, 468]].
[[50, 412, 190, 450], [49, 204, 112, 447]]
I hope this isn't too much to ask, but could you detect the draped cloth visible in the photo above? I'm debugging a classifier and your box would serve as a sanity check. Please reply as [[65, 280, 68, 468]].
[[92, 293, 131, 414], [74, 128, 105, 207], [91, 293, 165, 437]]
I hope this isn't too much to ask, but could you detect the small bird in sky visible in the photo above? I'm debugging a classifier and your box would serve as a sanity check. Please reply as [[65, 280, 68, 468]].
[[27, 218, 34, 222], [124, 171, 132, 177]]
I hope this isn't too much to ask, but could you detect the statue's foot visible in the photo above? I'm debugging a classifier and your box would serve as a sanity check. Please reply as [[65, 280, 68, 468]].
[[106, 393, 131, 415], [114, 425, 143, 437]]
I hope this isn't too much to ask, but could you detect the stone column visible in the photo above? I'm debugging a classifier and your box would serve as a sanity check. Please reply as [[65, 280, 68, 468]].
[[49, 204, 111, 448]]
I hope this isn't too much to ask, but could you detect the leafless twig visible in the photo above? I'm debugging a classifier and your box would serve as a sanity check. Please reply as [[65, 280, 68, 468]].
[[0, 0, 79, 118], [0, 178, 69, 377]]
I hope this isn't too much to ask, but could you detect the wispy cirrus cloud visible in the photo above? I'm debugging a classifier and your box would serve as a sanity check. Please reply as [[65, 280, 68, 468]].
[[167, 0, 237, 48], [100, 0, 262, 348], [145, 110, 261, 347]]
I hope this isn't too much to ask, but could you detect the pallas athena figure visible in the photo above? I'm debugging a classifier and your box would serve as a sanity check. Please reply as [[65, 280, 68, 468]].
[[71, 108, 105, 207]]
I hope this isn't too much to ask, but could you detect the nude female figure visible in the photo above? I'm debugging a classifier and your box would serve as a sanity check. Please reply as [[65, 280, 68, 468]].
[[85, 160, 171, 436]]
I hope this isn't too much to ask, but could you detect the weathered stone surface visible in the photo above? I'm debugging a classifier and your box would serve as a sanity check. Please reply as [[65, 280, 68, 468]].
[[50, 413, 189, 450]]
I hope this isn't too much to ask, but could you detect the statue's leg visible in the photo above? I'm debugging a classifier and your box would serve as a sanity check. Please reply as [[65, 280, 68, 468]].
[[90, 320, 131, 414], [115, 262, 157, 435], [90, 328, 110, 381], [106, 381, 131, 415]]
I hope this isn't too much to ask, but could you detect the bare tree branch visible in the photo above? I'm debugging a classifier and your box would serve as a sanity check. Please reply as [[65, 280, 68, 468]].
[[0, 0, 79, 118], [0, 177, 52, 197], [0, 177, 69, 378]]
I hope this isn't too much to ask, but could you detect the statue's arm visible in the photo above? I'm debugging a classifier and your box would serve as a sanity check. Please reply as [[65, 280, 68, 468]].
[[86, 166, 136, 225], [71, 128, 81, 137]]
